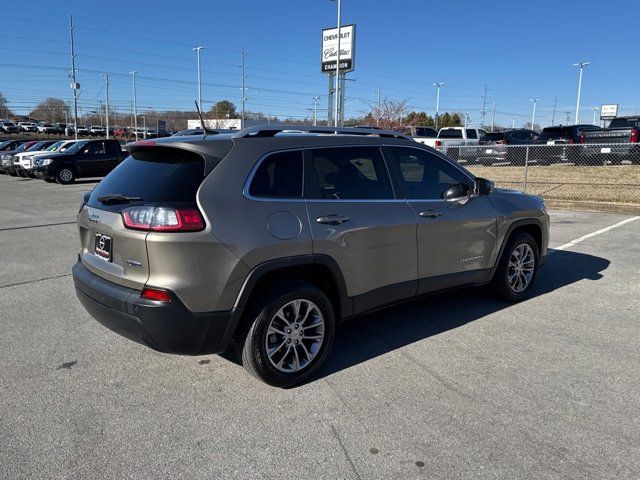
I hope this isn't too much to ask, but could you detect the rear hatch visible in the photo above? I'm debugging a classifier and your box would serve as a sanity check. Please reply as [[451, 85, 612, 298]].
[[581, 118, 639, 144], [77, 142, 231, 290]]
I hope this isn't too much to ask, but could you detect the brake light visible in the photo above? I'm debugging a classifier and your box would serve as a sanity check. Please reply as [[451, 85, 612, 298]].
[[435, 140, 442, 148], [495, 140, 506, 145], [122, 206, 205, 232], [141, 288, 171, 302], [631, 128, 639, 143]]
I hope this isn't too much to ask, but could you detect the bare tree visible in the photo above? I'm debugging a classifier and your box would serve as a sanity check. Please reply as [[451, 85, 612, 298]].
[[29, 97, 70, 123], [367, 99, 414, 131]]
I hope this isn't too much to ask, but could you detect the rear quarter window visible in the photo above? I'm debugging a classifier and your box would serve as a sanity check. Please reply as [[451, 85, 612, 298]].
[[249, 150, 303, 198]]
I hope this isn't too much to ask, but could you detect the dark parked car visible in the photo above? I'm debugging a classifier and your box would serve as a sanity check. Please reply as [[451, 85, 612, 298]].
[[33, 139, 127, 184], [579, 116, 640, 165], [0, 141, 38, 175], [476, 129, 539, 165], [534, 124, 601, 164]]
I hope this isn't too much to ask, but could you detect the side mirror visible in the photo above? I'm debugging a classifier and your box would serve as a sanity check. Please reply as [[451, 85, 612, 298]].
[[443, 183, 471, 203], [475, 177, 494, 195]]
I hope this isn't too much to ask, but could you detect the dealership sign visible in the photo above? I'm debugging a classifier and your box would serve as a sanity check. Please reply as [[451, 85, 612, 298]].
[[321, 24, 355, 74], [600, 104, 618, 120]]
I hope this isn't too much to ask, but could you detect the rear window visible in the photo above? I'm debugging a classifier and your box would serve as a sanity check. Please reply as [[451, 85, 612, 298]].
[[483, 132, 506, 141], [538, 127, 570, 140], [88, 148, 210, 211], [438, 129, 463, 139], [609, 118, 640, 128]]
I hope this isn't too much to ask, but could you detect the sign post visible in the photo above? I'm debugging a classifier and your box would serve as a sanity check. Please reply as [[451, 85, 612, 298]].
[[321, 24, 355, 126]]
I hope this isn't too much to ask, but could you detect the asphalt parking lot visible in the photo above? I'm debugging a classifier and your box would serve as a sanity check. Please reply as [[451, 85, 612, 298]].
[[1, 174, 639, 479]]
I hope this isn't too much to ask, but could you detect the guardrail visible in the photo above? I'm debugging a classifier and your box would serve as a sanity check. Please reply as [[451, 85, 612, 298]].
[[444, 143, 640, 210]]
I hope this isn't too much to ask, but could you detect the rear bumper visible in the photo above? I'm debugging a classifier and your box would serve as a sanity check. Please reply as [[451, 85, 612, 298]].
[[72, 260, 237, 355]]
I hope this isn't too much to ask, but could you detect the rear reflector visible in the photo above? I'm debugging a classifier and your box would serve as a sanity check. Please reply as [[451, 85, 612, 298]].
[[141, 288, 171, 302], [122, 206, 205, 232]]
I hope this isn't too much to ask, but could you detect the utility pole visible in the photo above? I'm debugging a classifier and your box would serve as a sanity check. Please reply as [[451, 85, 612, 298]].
[[102, 73, 110, 139], [564, 111, 571, 124], [481, 83, 488, 127], [573, 61, 590, 124], [312, 96, 320, 126], [193, 46, 204, 110], [464, 112, 469, 128], [433, 82, 444, 130], [530, 98, 539, 130], [241, 45, 246, 129], [491, 101, 496, 132], [130, 71, 138, 141], [512, 116, 517, 129], [551, 95, 557, 126], [69, 15, 79, 140], [334, 0, 342, 128], [376, 87, 381, 127]]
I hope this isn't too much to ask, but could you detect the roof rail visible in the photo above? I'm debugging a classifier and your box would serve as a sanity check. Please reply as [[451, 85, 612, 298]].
[[232, 125, 413, 140]]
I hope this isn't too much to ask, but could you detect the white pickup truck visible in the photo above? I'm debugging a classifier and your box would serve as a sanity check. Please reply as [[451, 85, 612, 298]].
[[421, 127, 487, 151]]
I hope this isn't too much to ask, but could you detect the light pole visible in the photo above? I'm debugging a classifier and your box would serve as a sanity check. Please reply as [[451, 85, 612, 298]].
[[512, 116, 517, 129], [130, 71, 138, 140], [573, 61, 590, 124], [141, 115, 146, 139], [530, 98, 539, 130], [592, 106, 599, 126], [102, 73, 109, 139], [333, 0, 342, 128], [193, 46, 204, 109], [312, 96, 320, 126], [433, 82, 444, 130]]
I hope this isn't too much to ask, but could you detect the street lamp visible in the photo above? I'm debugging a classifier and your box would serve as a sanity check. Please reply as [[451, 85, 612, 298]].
[[512, 116, 518, 129], [530, 98, 540, 130], [193, 46, 204, 110], [573, 61, 590, 124], [433, 82, 445, 130], [592, 106, 600, 126]]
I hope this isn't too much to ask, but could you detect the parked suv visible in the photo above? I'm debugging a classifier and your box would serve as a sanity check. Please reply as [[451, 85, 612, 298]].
[[72, 126, 549, 387], [33, 139, 126, 184]]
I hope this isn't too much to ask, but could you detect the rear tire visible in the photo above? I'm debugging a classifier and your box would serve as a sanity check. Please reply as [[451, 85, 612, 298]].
[[235, 282, 335, 388], [55, 167, 76, 185], [492, 232, 540, 302]]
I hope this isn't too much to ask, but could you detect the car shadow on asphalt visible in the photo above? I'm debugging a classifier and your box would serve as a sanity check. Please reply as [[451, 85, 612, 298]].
[[316, 249, 610, 381], [219, 249, 609, 385]]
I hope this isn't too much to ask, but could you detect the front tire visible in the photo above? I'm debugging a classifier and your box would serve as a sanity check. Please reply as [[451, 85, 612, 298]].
[[492, 232, 540, 301], [55, 167, 76, 185], [236, 282, 335, 388]]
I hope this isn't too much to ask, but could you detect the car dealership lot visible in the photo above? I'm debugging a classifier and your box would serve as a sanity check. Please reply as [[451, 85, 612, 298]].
[[1, 175, 639, 479]]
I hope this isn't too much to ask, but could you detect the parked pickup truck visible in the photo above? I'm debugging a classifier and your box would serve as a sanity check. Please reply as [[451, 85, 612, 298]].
[[403, 126, 438, 145], [578, 116, 640, 164], [421, 127, 487, 162], [33, 139, 127, 184]]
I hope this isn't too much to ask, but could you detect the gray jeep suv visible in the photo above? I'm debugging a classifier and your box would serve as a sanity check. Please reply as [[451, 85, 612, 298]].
[[72, 126, 549, 387]]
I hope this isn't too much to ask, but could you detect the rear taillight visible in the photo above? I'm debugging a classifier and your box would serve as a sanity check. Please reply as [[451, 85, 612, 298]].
[[579, 134, 585, 144], [122, 206, 205, 232], [631, 128, 639, 143], [495, 140, 506, 145], [569, 137, 575, 144], [141, 288, 171, 302], [435, 140, 442, 148]]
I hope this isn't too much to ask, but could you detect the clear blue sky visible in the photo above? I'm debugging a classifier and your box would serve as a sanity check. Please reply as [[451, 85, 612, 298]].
[[1, 0, 638, 127]]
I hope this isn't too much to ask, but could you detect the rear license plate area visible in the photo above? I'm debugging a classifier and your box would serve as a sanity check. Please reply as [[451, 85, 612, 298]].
[[94, 233, 113, 262]]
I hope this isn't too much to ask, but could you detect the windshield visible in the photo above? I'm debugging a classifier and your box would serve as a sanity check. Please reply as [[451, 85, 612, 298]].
[[538, 127, 570, 140], [438, 129, 463, 139], [609, 118, 640, 129], [46, 142, 64, 151], [27, 141, 50, 151], [484, 132, 506, 141], [63, 140, 89, 154], [14, 143, 33, 153], [0, 141, 10, 149]]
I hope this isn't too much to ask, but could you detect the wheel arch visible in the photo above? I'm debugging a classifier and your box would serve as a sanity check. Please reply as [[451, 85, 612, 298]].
[[490, 218, 545, 277]]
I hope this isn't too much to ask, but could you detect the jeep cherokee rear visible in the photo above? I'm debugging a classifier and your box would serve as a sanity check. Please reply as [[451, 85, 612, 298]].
[[73, 126, 549, 387]]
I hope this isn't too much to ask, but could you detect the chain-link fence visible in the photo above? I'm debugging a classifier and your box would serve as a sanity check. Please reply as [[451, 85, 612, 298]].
[[443, 143, 640, 210]]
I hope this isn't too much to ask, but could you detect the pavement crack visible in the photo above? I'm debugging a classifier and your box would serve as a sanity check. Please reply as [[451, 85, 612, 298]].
[[0, 221, 76, 232], [0, 273, 72, 289], [330, 424, 361, 480]]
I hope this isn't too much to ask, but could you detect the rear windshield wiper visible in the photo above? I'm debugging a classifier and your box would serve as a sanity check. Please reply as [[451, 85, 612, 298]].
[[97, 194, 143, 205]]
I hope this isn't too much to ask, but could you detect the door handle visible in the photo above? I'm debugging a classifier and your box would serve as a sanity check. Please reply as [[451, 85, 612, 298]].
[[316, 214, 350, 225], [419, 210, 443, 218]]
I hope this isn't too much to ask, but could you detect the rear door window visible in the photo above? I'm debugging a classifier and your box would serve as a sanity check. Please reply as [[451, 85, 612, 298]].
[[466, 129, 478, 139], [249, 150, 303, 198], [308, 147, 394, 200]]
